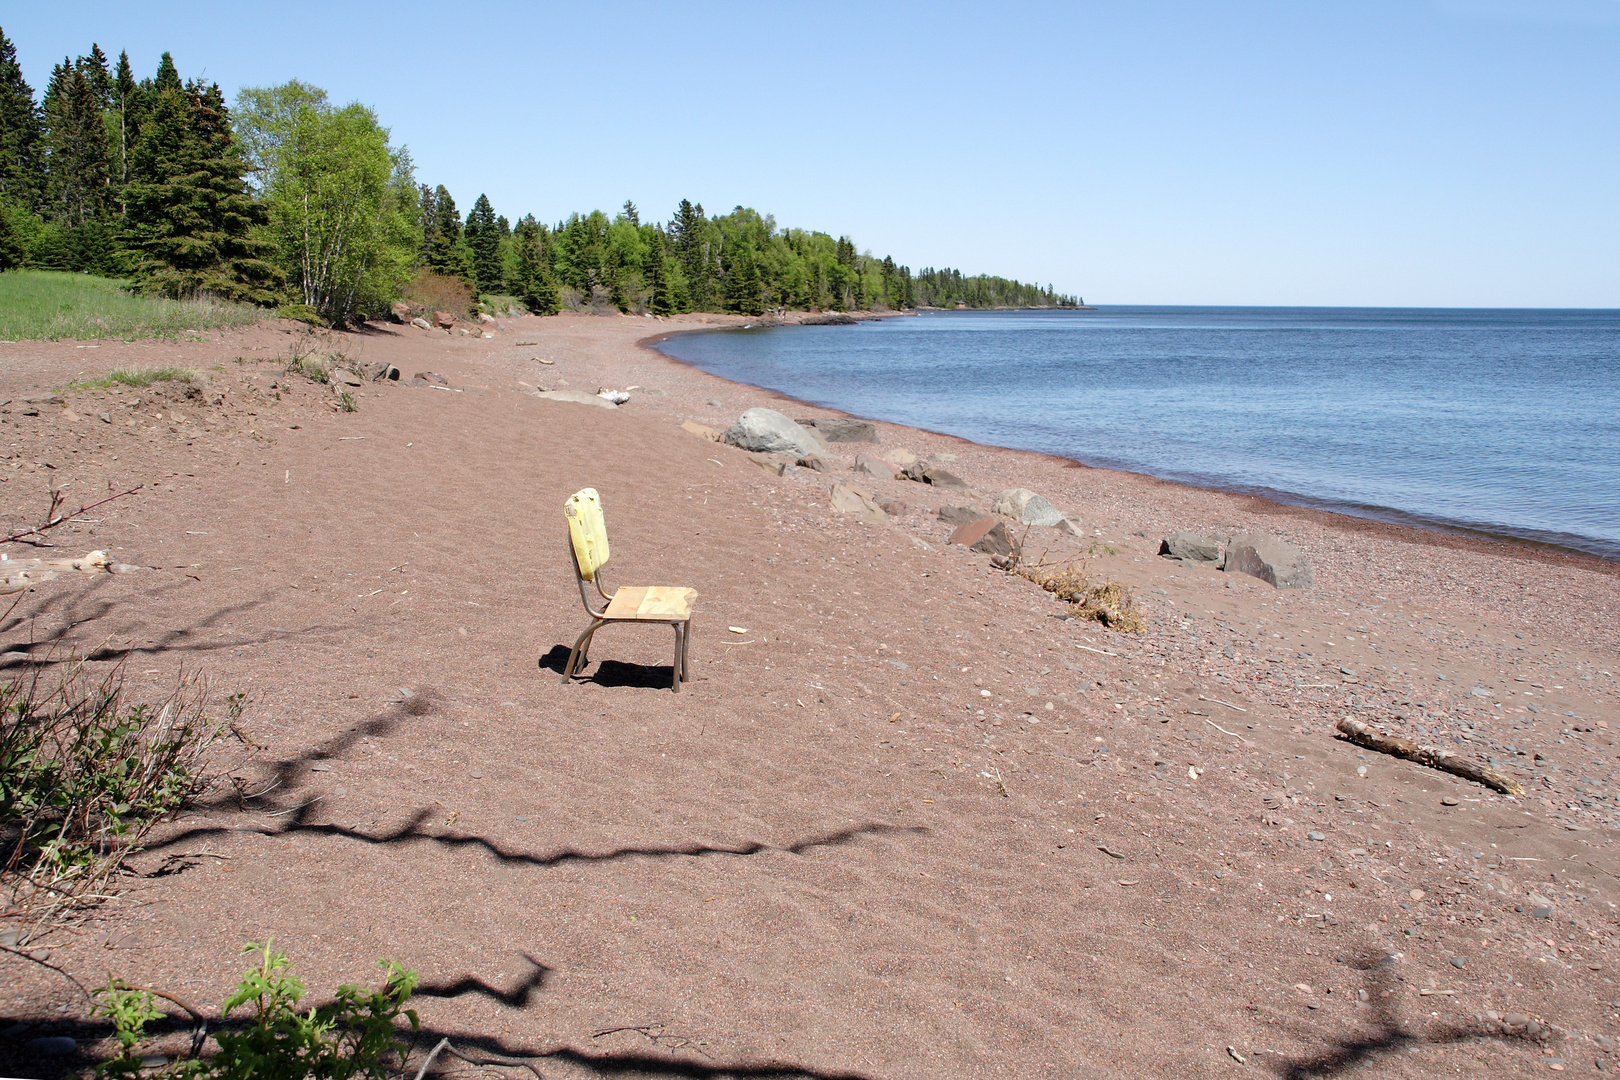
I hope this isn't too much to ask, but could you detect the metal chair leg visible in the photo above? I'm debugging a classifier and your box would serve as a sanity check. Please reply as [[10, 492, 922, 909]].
[[563, 619, 602, 683]]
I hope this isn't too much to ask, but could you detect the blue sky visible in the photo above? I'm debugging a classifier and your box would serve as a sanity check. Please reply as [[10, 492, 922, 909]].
[[10, 2, 1619, 306]]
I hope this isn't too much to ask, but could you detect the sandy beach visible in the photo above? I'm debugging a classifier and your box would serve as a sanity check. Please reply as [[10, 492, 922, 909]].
[[2, 310, 1617, 1079]]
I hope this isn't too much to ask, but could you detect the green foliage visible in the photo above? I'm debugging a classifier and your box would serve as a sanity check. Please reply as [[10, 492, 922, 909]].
[[420, 184, 472, 283], [0, 269, 262, 340], [0, 28, 44, 208], [0, 663, 226, 923], [69, 365, 196, 389], [124, 71, 281, 303], [235, 82, 419, 325], [508, 215, 557, 316], [97, 943, 420, 1080], [399, 267, 473, 320], [913, 267, 1077, 308], [0, 202, 23, 270], [42, 53, 113, 224], [275, 302, 324, 326]]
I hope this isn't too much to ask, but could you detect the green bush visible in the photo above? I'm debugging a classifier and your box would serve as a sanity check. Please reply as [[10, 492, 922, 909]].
[[0, 665, 228, 925], [97, 943, 419, 1080]]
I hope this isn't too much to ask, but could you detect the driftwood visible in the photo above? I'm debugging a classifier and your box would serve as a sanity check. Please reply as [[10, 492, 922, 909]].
[[0, 550, 139, 594], [2, 483, 144, 545], [1336, 718, 1525, 796]]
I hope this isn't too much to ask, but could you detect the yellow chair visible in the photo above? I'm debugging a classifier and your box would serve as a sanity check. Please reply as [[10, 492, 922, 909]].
[[562, 488, 697, 692]]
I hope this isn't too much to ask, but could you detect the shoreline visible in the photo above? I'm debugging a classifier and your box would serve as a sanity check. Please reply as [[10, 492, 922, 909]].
[[639, 319, 1620, 571]]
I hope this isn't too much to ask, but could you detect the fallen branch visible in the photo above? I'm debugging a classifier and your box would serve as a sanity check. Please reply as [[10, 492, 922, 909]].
[[1202, 717, 1254, 744], [0, 549, 140, 594], [1336, 718, 1525, 796], [2, 483, 144, 545], [1199, 694, 1247, 713], [415, 1035, 545, 1080]]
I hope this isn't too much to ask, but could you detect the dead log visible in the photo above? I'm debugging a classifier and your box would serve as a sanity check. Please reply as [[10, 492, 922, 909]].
[[0, 550, 139, 594], [1336, 718, 1524, 797]]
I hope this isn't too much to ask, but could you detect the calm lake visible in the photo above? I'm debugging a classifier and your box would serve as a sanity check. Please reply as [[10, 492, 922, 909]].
[[654, 307, 1620, 558]]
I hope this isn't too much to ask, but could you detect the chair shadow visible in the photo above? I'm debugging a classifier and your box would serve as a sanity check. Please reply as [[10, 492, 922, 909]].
[[539, 644, 674, 689]]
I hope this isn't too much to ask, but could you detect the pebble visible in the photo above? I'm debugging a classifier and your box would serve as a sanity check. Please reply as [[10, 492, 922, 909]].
[[1533, 905, 1554, 918], [1307, 831, 1325, 841], [1450, 956, 1467, 969], [1505, 1011, 1531, 1028], [1441, 796, 1459, 806], [1410, 889, 1426, 900], [1356, 765, 1368, 777], [26, 1036, 76, 1057]]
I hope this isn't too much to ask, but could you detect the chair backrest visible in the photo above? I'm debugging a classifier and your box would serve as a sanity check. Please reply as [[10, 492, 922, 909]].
[[564, 488, 610, 581]]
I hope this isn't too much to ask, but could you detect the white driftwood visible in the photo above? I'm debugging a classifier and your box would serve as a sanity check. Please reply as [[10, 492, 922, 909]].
[[0, 550, 138, 594]]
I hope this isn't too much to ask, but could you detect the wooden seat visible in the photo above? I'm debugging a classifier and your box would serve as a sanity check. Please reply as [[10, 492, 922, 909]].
[[561, 489, 696, 692]]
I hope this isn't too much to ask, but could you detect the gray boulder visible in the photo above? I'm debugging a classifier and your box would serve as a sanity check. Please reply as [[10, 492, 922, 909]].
[[853, 455, 895, 479], [938, 505, 983, 527], [991, 488, 1065, 527], [1160, 531, 1223, 564], [725, 408, 827, 457], [829, 481, 886, 524], [901, 461, 974, 493], [798, 417, 879, 443], [1223, 532, 1313, 589]]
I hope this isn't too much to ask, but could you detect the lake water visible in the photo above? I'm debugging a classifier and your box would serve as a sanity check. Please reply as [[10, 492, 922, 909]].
[[654, 307, 1620, 559]]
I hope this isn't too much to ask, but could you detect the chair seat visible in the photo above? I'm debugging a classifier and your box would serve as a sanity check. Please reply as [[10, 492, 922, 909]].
[[603, 585, 696, 621]]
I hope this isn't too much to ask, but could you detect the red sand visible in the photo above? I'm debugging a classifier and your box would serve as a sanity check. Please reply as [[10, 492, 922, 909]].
[[2, 311, 1617, 1079]]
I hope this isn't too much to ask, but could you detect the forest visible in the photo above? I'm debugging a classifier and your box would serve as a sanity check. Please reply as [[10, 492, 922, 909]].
[[0, 30, 1080, 326]]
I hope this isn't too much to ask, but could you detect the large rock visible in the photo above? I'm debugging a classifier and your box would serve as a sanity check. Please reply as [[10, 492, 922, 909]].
[[879, 447, 919, 467], [1160, 531, 1223, 564], [902, 461, 974, 493], [948, 516, 1013, 556], [938, 505, 983, 527], [798, 417, 878, 443], [725, 408, 827, 457], [829, 481, 886, 524], [681, 420, 722, 442], [432, 310, 457, 329], [991, 488, 1065, 527], [388, 301, 413, 323], [410, 316, 433, 330], [1222, 532, 1313, 589], [854, 455, 898, 479]]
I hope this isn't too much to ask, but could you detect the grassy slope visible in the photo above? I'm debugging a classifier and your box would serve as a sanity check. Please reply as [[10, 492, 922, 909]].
[[0, 270, 263, 341]]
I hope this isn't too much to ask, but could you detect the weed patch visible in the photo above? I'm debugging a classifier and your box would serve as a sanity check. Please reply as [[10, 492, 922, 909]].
[[69, 367, 198, 391], [0, 270, 262, 341]]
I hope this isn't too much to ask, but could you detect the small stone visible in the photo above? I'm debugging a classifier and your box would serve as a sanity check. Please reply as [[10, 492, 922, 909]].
[[1307, 831, 1326, 841], [1347, 847, 1368, 856], [1293, 983, 1313, 994], [1593, 1034, 1614, 1050], [26, 1036, 76, 1057], [1504, 1012, 1530, 1029], [1358, 989, 1370, 1002], [308, 763, 330, 772], [1356, 765, 1368, 777], [97, 411, 111, 423], [706, 399, 722, 407], [1441, 795, 1459, 806], [1409, 888, 1426, 900], [1341, 667, 1356, 677], [469, 771, 482, 779], [1533, 905, 1554, 918], [796, 453, 828, 472], [1525, 1019, 1542, 1038], [410, 316, 432, 330], [854, 454, 896, 479], [1450, 956, 1467, 969]]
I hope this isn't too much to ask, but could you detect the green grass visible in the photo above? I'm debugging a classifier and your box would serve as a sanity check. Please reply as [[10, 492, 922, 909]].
[[0, 269, 265, 341], [68, 366, 198, 390]]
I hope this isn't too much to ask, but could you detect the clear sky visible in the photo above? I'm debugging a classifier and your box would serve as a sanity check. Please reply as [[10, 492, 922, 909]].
[[9, 1, 1619, 306]]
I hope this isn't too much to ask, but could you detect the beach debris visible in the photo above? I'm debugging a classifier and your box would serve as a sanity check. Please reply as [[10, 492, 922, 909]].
[[854, 454, 898, 479], [1223, 532, 1313, 589], [728, 626, 749, 634], [1336, 718, 1525, 795], [533, 389, 617, 409], [902, 461, 974, 493], [1159, 530, 1223, 564], [596, 388, 631, 404], [1007, 556, 1145, 632], [797, 417, 879, 443], [829, 481, 887, 524], [1226, 1046, 1247, 1064], [681, 420, 723, 441], [1, 550, 139, 594], [947, 516, 1013, 556], [991, 488, 1065, 527], [725, 408, 827, 457]]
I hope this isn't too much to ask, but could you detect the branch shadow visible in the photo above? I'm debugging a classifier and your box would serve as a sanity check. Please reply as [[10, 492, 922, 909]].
[[1274, 953, 1517, 1079]]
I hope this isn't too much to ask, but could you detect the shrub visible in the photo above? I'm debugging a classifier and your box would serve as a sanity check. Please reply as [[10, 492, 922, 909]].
[[398, 268, 472, 321], [97, 942, 419, 1080], [0, 664, 228, 926]]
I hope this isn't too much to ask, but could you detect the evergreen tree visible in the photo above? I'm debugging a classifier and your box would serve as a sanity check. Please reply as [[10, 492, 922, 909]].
[[123, 72, 279, 302], [0, 201, 23, 269], [463, 192, 501, 293], [423, 184, 472, 281], [722, 242, 762, 316], [0, 29, 43, 209], [670, 198, 710, 309], [510, 214, 558, 315], [621, 199, 639, 227], [642, 225, 673, 315], [81, 45, 113, 104], [43, 59, 111, 224], [112, 50, 136, 212]]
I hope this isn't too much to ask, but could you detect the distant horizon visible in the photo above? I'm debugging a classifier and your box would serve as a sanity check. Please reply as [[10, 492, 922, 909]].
[[5, 1, 1618, 308]]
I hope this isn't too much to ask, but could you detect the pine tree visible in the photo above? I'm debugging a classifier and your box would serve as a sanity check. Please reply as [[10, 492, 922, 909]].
[[124, 73, 279, 302], [423, 184, 472, 281], [643, 226, 672, 316], [510, 214, 558, 315], [671, 198, 711, 309], [621, 199, 639, 227], [43, 59, 111, 224], [463, 193, 501, 293], [723, 243, 763, 316], [112, 51, 136, 215], [0, 28, 44, 210], [0, 201, 23, 269]]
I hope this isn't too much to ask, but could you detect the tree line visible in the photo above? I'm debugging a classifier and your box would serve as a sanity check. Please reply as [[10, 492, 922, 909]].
[[0, 30, 1080, 324]]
